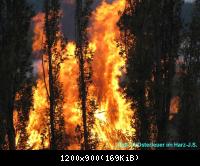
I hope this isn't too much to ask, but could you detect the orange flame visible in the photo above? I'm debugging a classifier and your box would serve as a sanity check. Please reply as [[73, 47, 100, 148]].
[[21, 0, 136, 150], [87, 0, 135, 149], [169, 96, 180, 120], [32, 13, 45, 53]]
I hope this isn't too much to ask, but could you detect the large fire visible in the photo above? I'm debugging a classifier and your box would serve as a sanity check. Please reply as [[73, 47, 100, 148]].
[[15, 0, 136, 150], [88, 0, 135, 149]]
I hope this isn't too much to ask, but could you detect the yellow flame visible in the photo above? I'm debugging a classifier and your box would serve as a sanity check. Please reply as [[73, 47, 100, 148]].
[[21, 0, 136, 150], [88, 0, 135, 149]]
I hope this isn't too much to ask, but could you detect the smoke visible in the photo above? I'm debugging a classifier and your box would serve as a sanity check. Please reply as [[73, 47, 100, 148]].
[[28, 0, 117, 40], [64, 0, 75, 4], [61, 1, 76, 40]]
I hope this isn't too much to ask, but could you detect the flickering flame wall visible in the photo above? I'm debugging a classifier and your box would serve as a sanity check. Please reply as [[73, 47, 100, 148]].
[[88, 0, 135, 149], [23, 0, 135, 150]]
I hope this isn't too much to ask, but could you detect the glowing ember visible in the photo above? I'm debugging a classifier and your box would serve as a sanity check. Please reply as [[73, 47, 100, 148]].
[[169, 96, 180, 120]]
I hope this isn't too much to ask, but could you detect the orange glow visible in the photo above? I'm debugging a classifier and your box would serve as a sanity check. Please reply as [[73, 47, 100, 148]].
[[32, 13, 45, 53], [87, 0, 135, 149], [169, 96, 180, 120], [18, 0, 136, 150]]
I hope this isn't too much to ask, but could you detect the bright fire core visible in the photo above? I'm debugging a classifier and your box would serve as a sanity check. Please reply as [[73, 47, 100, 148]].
[[15, 0, 136, 150]]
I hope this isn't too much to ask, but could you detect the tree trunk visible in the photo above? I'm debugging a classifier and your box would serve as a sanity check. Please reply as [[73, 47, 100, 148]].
[[6, 109, 15, 150], [48, 48, 56, 150], [76, 0, 89, 150], [79, 52, 89, 150], [6, 92, 16, 150], [138, 85, 149, 147], [0, 106, 6, 149]]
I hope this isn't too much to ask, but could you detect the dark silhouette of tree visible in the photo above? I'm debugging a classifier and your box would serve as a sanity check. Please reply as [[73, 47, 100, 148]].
[[120, 0, 156, 147], [75, 0, 94, 150], [178, 0, 200, 147], [0, 0, 34, 150], [15, 70, 34, 150], [119, 0, 182, 147], [152, 0, 182, 144], [44, 0, 67, 150], [88, 99, 99, 150], [44, 0, 57, 150]]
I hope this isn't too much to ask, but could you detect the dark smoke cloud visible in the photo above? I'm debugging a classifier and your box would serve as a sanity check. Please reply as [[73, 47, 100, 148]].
[[61, 1, 75, 40], [28, 0, 116, 40], [62, 0, 115, 40]]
